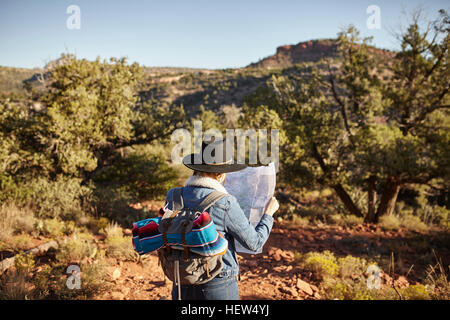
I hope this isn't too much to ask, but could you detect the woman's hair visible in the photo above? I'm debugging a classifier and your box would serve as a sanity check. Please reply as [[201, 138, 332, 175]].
[[193, 171, 222, 178]]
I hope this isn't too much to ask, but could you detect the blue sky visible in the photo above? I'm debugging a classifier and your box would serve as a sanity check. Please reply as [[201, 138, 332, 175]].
[[0, 0, 448, 69]]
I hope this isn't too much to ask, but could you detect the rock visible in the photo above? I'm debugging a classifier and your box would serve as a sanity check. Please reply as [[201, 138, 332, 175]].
[[280, 250, 295, 261], [270, 248, 283, 262], [382, 273, 393, 285], [279, 286, 298, 297], [314, 292, 322, 299], [112, 268, 121, 280], [395, 276, 409, 288], [296, 278, 313, 296], [310, 284, 319, 292], [246, 260, 258, 268], [111, 291, 125, 300], [121, 287, 130, 296]]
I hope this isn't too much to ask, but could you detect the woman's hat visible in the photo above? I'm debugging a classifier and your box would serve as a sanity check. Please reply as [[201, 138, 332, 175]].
[[182, 138, 247, 173]]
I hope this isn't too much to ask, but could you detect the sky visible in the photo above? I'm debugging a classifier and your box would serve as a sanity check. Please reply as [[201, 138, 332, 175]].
[[0, 0, 448, 69]]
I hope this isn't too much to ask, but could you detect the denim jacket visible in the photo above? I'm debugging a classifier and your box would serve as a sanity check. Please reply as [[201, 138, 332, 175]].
[[164, 175, 274, 279]]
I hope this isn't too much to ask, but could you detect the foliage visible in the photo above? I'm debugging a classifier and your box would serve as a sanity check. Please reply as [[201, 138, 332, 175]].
[[104, 222, 137, 261], [87, 217, 109, 234], [55, 234, 97, 264], [0, 203, 36, 242], [329, 214, 363, 227], [8, 234, 34, 251], [400, 284, 430, 300], [32, 252, 109, 300], [400, 215, 429, 232], [297, 251, 338, 280], [93, 152, 178, 202], [379, 214, 402, 230], [243, 10, 450, 223], [36, 218, 66, 238], [14, 252, 35, 273], [0, 270, 31, 300], [0, 54, 185, 225], [91, 185, 150, 226]]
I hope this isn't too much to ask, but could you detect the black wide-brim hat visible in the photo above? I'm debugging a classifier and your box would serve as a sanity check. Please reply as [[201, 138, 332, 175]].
[[182, 138, 247, 173]]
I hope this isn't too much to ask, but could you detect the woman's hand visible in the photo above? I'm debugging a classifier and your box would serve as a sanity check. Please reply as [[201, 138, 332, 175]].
[[264, 197, 279, 216]]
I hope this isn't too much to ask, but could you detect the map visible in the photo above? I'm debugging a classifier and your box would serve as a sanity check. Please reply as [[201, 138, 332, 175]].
[[224, 162, 276, 254]]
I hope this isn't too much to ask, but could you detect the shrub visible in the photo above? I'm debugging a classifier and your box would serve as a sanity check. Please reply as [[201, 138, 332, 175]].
[[329, 214, 363, 227], [431, 206, 449, 229], [9, 233, 34, 251], [337, 255, 368, 279], [343, 215, 364, 226], [88, 217, 109, 234], [379, 214, 401, 230], [55, 234, 97, 264], [323, 277, 399, 300], [31, 264, 53, 299], [104, 222, 137, 261], [55, 257, 109, 300], [291, 215, 310, 227], [0, 270, 32, 300], [400, 215, 429, 232], [93, 153, 178, 202], [324, 279, 375, 300], [26, 176, 92, 220], [400, 284, 430, 300], [299, 251, 338, 280], [91, 186, 148, 226], [0, 203, 36, 242], [14, 251, 35, 273], [424, 258, 449, 300], [37, 218, 66, 238], [33, 252, 109, 300], [103, 222, 123, 238]]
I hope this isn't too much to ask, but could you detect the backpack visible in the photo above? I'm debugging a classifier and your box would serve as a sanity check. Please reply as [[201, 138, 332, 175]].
[[132, 187, 229, 299]]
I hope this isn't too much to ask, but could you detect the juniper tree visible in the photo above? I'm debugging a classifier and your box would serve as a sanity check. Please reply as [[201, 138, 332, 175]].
[[244, 10, 449, 222], [1, 54, 185, 185]]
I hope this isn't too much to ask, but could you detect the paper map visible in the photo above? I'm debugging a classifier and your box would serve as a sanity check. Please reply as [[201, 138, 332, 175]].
[[224, 162, 276, 254]]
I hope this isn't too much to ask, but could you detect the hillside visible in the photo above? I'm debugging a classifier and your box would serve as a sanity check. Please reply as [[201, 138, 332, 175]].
[[248, 39, 339, 69], [0, 38, 394, 115], [248, 38, 394, 69], [0, 66, 40, 95]]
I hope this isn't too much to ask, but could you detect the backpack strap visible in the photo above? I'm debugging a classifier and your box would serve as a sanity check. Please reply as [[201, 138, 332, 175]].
[[172, 187, 184, 211], [160, 187, 184, 241], [196, 190, 228, 213]]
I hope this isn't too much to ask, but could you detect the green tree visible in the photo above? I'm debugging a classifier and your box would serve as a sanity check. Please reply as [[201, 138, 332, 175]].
[[0, 54, 185, 213], [36, 54, 184, 180], [244, 10, 449, 223]]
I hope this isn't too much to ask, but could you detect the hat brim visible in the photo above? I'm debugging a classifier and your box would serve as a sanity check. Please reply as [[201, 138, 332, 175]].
[[182, 153, 247, 173]]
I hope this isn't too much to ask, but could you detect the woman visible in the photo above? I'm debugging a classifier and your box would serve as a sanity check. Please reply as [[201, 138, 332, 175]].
[[165, 138, 279, 300]]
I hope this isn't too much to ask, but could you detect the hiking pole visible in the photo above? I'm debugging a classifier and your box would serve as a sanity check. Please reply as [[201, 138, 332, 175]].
[[174, 259, 181, 300]]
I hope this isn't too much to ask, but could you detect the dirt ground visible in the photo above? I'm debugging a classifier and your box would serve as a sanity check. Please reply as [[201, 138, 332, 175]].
[[95, 221, 450, 300]]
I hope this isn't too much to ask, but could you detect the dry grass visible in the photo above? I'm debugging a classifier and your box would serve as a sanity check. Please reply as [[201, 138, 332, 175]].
[[0, 203, 36, 242], [0, 270, 33, 300], [425, 251, 450, 300], [104, 222, 137, 261], [55, 234, 97, 264]]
